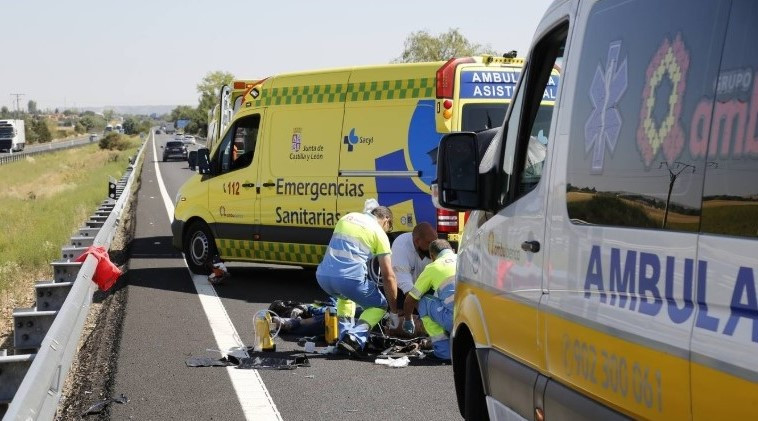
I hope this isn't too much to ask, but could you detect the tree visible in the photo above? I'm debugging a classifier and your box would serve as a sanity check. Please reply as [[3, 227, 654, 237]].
[[196, 71, 234, 115], [103, 109, 115, 123], [28, 100, 38, 115], [80, 114, 105, 132], [33, 118, 51, 143], [0, 106, 8, 118], [394, 28, 497, 63]]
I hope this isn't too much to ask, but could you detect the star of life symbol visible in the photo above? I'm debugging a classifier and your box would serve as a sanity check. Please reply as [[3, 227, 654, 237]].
[[585, 41, 628, 172], [291, 131, 301, 151]]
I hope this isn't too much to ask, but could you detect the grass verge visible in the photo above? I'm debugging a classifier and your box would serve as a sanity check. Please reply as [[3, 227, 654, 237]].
[[0, 136, 142, 348]]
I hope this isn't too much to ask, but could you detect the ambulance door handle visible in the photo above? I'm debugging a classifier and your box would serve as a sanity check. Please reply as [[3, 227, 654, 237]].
[[521, 240, 541, 253], [262, 182, 275, 187], [242, 183, 254, 188]]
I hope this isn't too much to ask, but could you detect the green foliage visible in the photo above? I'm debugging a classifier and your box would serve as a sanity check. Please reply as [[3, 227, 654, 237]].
[[27, 100, 38, 115], [80, 114, 106, 132], [197, 71, 235, 115], [395, 28, 497, 63], [0, 106, 9, 118], [103, 109, 115, 123], [99, 132, 131, 150], [34, 118, 52, 143], [170, 105, 206, 135]]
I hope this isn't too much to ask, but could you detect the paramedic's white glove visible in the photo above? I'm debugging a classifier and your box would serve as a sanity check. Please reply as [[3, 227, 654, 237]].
[[402, 319, 415, 335], [387, 312, 400, 329]]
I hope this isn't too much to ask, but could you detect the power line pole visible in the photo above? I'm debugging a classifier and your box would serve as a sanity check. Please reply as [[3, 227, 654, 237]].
[[10, 93, 25, 118]]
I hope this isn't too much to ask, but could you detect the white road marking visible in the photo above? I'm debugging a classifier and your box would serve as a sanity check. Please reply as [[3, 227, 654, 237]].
[[150, 134, 282, 420]]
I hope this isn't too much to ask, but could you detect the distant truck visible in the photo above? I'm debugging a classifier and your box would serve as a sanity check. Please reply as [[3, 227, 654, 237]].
[[0, 119, 26, 153]]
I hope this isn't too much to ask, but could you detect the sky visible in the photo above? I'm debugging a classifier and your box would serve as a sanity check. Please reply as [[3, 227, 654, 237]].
[[0, 0, 554, 110]]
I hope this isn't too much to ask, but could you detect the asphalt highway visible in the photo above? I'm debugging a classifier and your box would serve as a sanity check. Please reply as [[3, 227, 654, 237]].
[[109, 134, 460, 420]]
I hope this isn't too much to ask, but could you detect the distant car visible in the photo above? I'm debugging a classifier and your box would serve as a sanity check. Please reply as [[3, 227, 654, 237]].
[[162, 141, 188, 162], [182, 135, 195, 144], [174, 134, 184, 141], [89, 134, 98, 142], [155, 129, 162, 134]]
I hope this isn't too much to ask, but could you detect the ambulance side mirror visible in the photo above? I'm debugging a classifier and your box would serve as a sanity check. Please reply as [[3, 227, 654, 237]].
[[436, 132, 482, 210], [197, 148, 212, 175]]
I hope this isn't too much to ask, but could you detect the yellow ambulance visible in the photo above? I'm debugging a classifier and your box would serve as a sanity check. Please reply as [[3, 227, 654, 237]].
[[436, 0, 758, 419], [172, 56, 548, 275]]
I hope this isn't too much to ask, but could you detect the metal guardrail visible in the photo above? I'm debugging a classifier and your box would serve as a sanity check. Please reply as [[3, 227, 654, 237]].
[[0, 135, 147, 420], [0, 136, 92, 166]]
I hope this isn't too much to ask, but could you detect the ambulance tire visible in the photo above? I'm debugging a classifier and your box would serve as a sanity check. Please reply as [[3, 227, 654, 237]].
[[464, 349, 489, 421], [184, 221, 217, 275]]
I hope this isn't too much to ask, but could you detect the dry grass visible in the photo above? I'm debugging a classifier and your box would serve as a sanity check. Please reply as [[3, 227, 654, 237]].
[[0, 138, 141, 349]]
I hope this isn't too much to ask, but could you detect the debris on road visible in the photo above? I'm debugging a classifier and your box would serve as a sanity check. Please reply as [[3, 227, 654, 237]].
[[80, 393, 129, 417], [374, 356, 410, 368], [236, 354, 311, 370]]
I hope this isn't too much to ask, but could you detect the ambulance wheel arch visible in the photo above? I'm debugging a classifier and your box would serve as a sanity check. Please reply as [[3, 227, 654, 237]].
[[183, 219, 217, 275], [451, 290, 494, 420]]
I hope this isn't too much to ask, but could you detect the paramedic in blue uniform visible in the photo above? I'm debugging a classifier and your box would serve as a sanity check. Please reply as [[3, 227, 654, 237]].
[[316, 205, 400, 356]]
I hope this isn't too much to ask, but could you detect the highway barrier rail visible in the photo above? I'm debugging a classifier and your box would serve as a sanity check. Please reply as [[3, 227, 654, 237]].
[[0, 139, 146, 420]]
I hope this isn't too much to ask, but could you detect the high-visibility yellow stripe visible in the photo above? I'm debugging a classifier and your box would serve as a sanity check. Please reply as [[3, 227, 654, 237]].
[[456, 281, 758, 419]]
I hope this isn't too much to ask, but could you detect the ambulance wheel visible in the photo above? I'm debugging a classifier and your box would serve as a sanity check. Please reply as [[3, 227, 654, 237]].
[[464, 349, 488, 421], [184, 221, 216, 275]]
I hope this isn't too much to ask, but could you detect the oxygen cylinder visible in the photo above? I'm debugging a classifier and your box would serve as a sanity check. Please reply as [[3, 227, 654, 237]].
[[253, 310, 278, 351], [324, 307, 339, 345]]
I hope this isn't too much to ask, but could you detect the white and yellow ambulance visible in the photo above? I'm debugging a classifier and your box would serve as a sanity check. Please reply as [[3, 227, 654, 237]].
[[172, 56, 547, 274], [436, 0, 758, 419]]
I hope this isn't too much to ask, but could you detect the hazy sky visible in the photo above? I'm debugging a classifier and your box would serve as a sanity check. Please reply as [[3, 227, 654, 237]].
[[1, 0, 554, 110]]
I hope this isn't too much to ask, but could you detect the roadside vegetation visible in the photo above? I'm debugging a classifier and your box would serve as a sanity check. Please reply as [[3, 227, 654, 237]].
[[0, 136, 141, 334]]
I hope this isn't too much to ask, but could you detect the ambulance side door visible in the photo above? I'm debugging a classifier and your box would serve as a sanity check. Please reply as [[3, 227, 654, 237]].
[[256, 98, 343, 264], [692, 1, 758, 418], [206, 112, 263, 259], [543, 0, 729, 418], [468, 22, 566, 416]]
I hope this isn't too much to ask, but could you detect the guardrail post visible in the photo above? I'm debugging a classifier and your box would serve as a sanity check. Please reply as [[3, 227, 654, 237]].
[[13, 309, 58, 350], [61, 246, 87, 261], [108, 176, 117, 199], [35, 282, 74, 311], [0, 354, 35, 405], [50, 261, 82, 283]]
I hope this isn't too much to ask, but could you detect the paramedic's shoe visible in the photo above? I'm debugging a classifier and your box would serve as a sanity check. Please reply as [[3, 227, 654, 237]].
[[337, 334, 362, 358], [208, 271, 230, 285]]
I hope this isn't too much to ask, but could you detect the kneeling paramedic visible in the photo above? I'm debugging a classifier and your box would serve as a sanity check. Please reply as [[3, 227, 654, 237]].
[[401, 239, 456, 359], [315, 205, 400, 356]]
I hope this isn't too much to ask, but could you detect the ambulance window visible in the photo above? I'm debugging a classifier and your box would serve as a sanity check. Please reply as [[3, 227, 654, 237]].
[[565, 0, 729, 231], [214, 114, 260, 174], [700, 0, 758, 238], [498, 23, 566, 206], [461, 104, 507, 132]]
